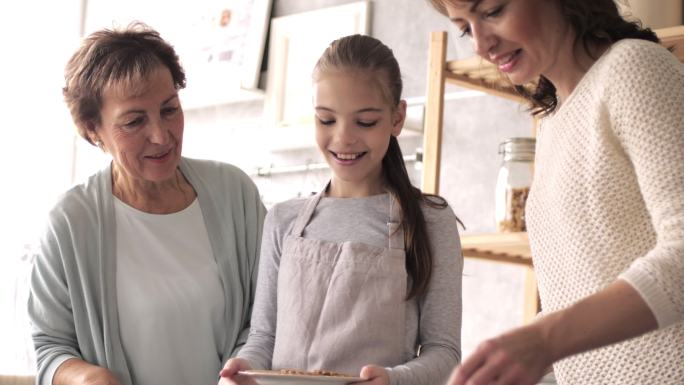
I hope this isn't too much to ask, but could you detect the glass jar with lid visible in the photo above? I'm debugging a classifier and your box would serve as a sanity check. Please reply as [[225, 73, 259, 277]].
[[495, 137, 535, 232]]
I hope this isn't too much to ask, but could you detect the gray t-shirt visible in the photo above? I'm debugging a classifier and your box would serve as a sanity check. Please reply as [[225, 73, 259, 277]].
[[238, 193, 463, 385]]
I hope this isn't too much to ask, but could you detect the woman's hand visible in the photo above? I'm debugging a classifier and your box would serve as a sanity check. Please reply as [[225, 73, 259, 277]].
[[53, 358, 122, 385], [446, 323, 551, 385], [447, 280, 659, 385], [218, 358, 258, 385], [354, 365, 390, 385]]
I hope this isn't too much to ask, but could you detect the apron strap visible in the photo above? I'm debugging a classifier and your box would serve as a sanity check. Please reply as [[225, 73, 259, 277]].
[[387, 193, 405, 251], [291, 188, 326, 237], [293, 183, 406, 251]]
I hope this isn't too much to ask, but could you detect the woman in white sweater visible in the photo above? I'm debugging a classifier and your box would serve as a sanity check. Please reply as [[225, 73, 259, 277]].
[[428, 0, 684, 384]]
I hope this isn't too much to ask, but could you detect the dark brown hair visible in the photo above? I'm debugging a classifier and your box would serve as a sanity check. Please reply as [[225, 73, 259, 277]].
[[313, 34, 458, 300], [427, 0, 660, 115], [63, 22, 186, 144]]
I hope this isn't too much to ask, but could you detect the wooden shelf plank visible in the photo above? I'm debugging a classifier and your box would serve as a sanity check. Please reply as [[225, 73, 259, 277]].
[[461, 231, 529, 245], [444, 58, 531, 103], [421, 31, 447, 194], [444, 72, 526, 104], [461, 232, 532, 266], [656, 25, 684, 40], [657, 25, 684, 62]]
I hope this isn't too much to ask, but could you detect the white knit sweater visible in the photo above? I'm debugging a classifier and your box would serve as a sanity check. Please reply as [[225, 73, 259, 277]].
[[526, 39, 684, 384]]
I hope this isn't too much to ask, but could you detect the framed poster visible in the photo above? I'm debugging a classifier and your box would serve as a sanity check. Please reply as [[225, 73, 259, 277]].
[[263, 1, 370, 130], [84, 0, 272, 108]]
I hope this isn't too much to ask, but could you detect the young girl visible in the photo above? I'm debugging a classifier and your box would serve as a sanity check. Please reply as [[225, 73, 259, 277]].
[[220, 34, 463, 385]]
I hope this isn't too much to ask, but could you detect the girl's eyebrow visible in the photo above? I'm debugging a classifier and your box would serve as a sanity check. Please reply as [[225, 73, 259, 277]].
[[357, 107, 383, 113], [315, 107, 384, 113]]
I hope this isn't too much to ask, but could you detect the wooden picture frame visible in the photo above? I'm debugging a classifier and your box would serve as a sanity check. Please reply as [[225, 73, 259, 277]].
[[263, 2, 370, 131]]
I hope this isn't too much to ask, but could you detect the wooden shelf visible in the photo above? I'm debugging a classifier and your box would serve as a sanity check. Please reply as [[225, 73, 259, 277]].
[[658, 25, 684, 62], [445, 56, 530, 104], [461, 232, 531, 266], [0, 375, 35, 385], [460, 231, 538, 323]]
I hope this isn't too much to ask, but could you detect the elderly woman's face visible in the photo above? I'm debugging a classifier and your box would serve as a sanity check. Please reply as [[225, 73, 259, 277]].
[[444, 0, 569, 85], [94, 65, 184, 184]]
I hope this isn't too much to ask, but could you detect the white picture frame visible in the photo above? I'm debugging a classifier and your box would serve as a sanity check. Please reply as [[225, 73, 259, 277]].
[[84, 0, 272, 109], [263, 2, 370, 133]]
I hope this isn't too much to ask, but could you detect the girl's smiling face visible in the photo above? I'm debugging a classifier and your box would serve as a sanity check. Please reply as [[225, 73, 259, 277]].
[[313, 69, 405, 197]]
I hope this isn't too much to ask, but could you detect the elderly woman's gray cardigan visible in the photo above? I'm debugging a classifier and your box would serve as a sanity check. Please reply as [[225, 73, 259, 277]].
[[28, 157, 266, 385]]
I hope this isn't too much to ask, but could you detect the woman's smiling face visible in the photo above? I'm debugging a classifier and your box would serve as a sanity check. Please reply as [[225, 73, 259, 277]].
[[93, 65, 184, 185], [444, 0, 571, 85]]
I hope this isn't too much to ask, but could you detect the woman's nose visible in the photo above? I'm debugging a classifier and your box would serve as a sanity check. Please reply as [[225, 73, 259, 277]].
[[472, 24, 497, 59], [147, 119, 169, 144]]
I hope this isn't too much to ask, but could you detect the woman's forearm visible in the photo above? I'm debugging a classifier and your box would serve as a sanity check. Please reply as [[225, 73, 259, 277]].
[[53, 358, 121, 385], [539, 279, 658, 362]]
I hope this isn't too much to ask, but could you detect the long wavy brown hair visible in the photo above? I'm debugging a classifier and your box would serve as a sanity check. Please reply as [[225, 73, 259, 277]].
[[427, 0, 660, 115]]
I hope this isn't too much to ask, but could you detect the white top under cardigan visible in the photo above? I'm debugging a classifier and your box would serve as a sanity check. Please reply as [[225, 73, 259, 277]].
[[28, 157, 266, 385], [526, 39, 684, 384], [115, 197, 224, 385]]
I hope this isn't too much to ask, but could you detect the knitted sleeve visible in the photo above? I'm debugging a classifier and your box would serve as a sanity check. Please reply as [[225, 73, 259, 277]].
[[607, 40, 684, 328]]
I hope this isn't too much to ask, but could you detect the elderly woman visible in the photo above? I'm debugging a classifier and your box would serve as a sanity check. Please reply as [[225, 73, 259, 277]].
[[428, 0, 684, 384], [28, 23, 266, 385]]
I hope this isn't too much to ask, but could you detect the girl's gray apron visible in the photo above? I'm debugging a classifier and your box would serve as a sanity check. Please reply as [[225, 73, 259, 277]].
[[272, 189, 408, 375]]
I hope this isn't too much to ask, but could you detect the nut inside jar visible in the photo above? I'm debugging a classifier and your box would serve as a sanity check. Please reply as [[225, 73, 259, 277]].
[[497, 187, 530, 232]]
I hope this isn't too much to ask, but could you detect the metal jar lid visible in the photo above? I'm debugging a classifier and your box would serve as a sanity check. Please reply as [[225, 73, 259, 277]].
[[499, 137, 536, 162]]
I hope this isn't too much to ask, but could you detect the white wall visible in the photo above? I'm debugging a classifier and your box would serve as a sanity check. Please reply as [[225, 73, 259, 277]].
[[0, 0, 83, 374]]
